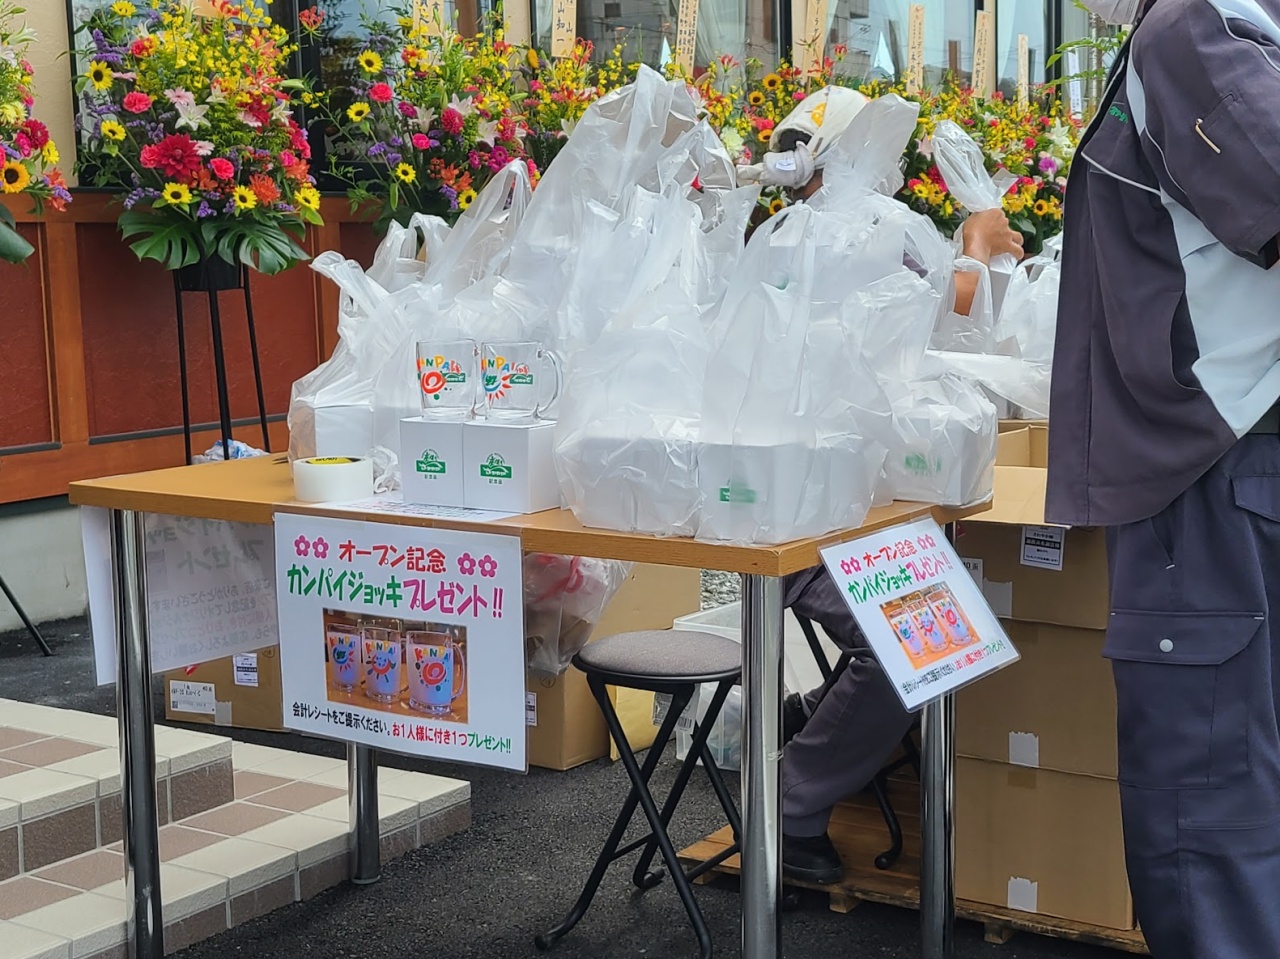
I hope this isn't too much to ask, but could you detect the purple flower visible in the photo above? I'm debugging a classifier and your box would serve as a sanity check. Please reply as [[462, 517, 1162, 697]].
[[196, 201, 215, 218], [440, 184, 458, 212], [389, 135, 403, 147], [386, 152, 401, 165], [1038, 155, 1059, 175], [367, 142, 385, 156]]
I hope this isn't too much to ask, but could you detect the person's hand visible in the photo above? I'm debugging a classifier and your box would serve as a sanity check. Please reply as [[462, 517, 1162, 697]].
[[961, 208, 1025, 263], [735, 142, 816, 190]]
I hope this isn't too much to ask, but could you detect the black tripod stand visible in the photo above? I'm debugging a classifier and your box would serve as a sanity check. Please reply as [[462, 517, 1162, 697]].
[[0, 574, 53, 656]]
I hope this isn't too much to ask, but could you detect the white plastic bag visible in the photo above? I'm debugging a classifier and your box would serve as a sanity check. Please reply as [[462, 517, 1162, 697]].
[[555, 286, 709, 536], [994, 253, 1060, 366], [882, 372, 998, 507], [924, 350, 1051, 420], [368, 212, 451, 292], [698, 206, 892, 544], [523, 555, 632, 677], [931, 120, 1019, 318]]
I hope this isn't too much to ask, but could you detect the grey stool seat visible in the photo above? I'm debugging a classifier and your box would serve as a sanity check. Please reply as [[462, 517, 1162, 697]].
[[537, 628, 744, 959], [574, 629, 742, 686]]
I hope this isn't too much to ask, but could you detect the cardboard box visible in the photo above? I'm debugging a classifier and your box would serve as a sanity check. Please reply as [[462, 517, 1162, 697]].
[[959, 423, 1109, 630], [164, 646, 285, 731], [400, 416, 466, 507], [527, 563, 702, 770], [957, 758, 1133, 930], [957, 622, 1116, 778], [464, 420, 558, 513]]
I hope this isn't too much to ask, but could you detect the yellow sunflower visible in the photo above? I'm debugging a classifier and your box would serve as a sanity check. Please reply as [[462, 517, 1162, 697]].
[[394, 163, 416, 184], [762, 73, 782, 91], [87, 60, 114, 91], [161, 182, 192, 206], [99, 120, 126, 142], [1, 160, 31, 194], [768, 197, 785, 215], [346, 102, 371, 122], [358, 50, 384, 74], [295, 186, 321, 211], [458, 188, 477, 210], [1033, 199, 1050, 216], [526, 48, 540, 70], [758, 128, 772, 144], [748, 91, 765, 107], [42, 142, 60, 164], [111, 0, 136, 15], [232, 186, 258, 211]]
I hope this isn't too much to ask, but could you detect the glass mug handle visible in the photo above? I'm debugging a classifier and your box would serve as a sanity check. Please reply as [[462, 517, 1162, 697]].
[[450, 641, 466, 703], [535, 348, 563, 419]]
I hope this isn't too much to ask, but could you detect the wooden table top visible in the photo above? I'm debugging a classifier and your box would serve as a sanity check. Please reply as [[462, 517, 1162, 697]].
[[69, 457, 987, 577]]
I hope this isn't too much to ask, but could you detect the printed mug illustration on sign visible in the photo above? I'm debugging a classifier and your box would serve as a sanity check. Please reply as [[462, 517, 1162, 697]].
[[481, 341, 562, 421], [417, 339, 478, 420], [880, 583, 980, 669], [407, 630, 467, 715], [326, 624, 361, 691], [362, 627, 403, 704]]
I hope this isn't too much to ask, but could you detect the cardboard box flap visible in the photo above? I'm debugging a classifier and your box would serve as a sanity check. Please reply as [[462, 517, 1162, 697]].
[[973, 466, 1049, 526]]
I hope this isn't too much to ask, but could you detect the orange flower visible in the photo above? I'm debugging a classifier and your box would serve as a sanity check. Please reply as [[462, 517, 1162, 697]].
[[45, 170, 69, 212], [249, 174, 280, 205], [284, 159, 310, 182], [440, 164, 460, 187], [455, 171, 473, 193]]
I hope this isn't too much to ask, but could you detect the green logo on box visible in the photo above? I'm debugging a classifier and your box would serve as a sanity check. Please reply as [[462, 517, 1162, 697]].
[[719, 483, 757, 504], [508, 372, 534, 386], [904, 453, 942, 476], [480, 453, 513, 480], [416, 449, 446, 475]]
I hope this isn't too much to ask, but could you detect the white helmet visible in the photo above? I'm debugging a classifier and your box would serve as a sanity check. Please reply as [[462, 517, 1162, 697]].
[[771, 86, 869, 167]]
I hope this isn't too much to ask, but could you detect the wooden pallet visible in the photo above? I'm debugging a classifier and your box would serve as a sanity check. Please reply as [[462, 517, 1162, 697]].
[[678, 778, 1149, 955]]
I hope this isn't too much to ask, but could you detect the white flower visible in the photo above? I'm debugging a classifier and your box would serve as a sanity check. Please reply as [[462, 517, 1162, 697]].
[[206, 85, 228, 106], [415, 106, 437, 133], [271, 99, 290, 124], [1045, 120, 1076, 158], [559, 118, 577, 139], [174, 101, 210, 131], [194, 140, 214, 156], [720, 128, 745, 161], [238, 110, 262, 129], [475, 118, 499, 146], [916, 134, 934, 159], [448, 93, 475, 118], [165, 88, 196, 108]]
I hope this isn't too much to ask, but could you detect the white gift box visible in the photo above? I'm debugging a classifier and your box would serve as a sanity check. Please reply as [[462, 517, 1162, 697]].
[[883, 377, 997, 507], [399, 417, 467, 507], [464, 420, 559, 513]]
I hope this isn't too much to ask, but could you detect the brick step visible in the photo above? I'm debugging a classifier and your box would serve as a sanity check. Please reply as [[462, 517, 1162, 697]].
[[0, 740, 471, 959], [0, 700, 234, 878]]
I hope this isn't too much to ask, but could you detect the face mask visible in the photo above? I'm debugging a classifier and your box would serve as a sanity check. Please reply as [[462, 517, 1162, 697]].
[[1077, 0, 1141, 24]]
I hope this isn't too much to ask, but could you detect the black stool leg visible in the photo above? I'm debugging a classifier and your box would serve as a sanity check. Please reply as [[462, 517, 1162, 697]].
[[590, 675, 715, 959], [871, 773, 905, 870], [631, 679, 736, 890], [535, 683, 694, 953]]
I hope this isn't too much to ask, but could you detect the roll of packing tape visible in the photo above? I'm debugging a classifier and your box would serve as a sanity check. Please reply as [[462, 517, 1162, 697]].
[[292, 456, 375, 503]]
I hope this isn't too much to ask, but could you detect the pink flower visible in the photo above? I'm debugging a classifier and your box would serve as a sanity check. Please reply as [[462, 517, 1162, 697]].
[[526, 158, 539, 179], [280, 150, 298, 167], [440, 108, 464, 135], [123, 91, 153, 113], [793, 90, 806, 100], [12, 133, 31, 157], [467, 150, 482, 169], [369, 82, 394, 104], [209, 158, 235, 180], [398, 101, 417, 118], [412, 133, 431, 150], [165, 88, 196, 108]]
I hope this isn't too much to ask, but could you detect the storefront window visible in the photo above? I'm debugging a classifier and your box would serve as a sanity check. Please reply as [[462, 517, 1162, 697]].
[[995, 0, 1046, 94], [827, 0, 975, 86], [534, 0, 775, 69]]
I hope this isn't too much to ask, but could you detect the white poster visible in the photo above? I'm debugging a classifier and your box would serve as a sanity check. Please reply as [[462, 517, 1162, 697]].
[[820, 517, 1019, 711], [274, 513, 527, 772], [83, 508, 278, 686]]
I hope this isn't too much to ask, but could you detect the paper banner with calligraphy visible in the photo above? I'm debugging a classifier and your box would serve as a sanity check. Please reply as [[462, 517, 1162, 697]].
[[675, 0, 700, 73], [83, 508, 278, 686], [550, 0, 576, 58], [794, 0, 829, 79], [972, 10, 994, 96], [274, 513, 527, 771], [1017, 34, 1030, 106], [820, 517, 1018, 711], [905, 4, 925, 94]]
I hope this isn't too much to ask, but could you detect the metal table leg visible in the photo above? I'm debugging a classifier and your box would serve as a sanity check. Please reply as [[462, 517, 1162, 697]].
[[111, 510, 164, 959], [740, 574, 784, 959], [920, 694, 955, 958], [348, 744, 381, 884]]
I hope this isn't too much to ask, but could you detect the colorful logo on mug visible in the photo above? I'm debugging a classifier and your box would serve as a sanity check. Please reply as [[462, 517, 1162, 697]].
[[416, 449, 446, 475], [421, 657, 448, 687], [483, 357, 533, 398], [418, 355, 467, 401], [480, 453, 513, 480]]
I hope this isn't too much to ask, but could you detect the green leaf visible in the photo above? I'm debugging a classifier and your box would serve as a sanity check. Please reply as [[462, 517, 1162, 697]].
[[0, 219, 34, 264], [119, 210, 203, 271]]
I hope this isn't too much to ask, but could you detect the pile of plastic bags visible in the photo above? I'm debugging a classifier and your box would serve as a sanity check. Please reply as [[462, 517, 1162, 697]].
[[289, 64, 1063, 550]]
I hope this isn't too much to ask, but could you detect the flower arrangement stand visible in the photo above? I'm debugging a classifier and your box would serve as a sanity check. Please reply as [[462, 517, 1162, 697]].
[[0, 572, 54, 656], [172, 261, 271, 464]]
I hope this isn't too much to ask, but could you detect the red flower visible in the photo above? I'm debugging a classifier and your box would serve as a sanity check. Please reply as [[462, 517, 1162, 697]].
[[298, 7, 324, 29], [288, 121, 311, 159], [250, 174, 281, 205], [1024, 136, 1037, 150], [13, 133, 31, 157], [209, 158, 235, 180], [21, 120, 49, 150], [149, 134, 203, 179], [369, 83, 394, 104], [123, 92, 153, 114], [130, 37, 157, 58], [440, 108, 464, 135], [412, 133, 430, 150]]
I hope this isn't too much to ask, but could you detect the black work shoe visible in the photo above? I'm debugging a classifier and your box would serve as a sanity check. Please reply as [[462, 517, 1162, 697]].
[[782, 832, 844, 885], [782, 692, 808, 746]]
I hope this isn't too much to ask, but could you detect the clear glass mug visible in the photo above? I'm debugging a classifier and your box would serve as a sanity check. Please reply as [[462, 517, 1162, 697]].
[[405, 630, 466, 715], [326, 624, 361, 692], [361, 627, 403, 704], [416, 339, 479, 419], [481, 341, 562, 421]]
